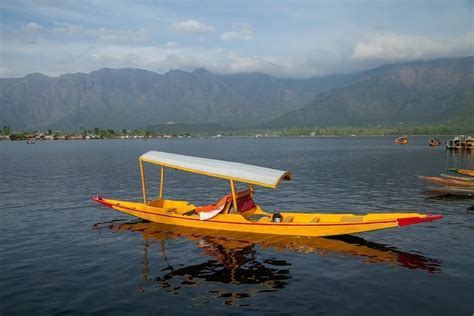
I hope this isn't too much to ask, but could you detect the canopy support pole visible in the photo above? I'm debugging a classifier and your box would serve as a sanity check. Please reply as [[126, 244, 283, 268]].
[[230, 179, 238, 213], [159, 166, 165, 199], [139, 159, 147, 204]]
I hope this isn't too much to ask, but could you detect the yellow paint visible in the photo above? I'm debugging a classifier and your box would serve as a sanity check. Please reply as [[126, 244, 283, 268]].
[[96, 196, 436, 237], [453, 168, 474, 177]]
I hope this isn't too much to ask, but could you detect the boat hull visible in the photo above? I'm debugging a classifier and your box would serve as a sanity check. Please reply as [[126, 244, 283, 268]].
[[448, 168, 474, 177], [426, 186, 474, 197], [92, 196, 442, 237], [419, 175, 474, 187]]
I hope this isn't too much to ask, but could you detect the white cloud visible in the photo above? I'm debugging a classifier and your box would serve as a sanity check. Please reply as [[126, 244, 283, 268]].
[[352, 32, 474, 60], [0, 66, 15, 77], [19, 22, 152, 45], [221, 23, 253, 40], [170, 20, 215, 34], [224, 52, 276, 73], [24, 22, 43, 32], [165, 41, 179, 48]]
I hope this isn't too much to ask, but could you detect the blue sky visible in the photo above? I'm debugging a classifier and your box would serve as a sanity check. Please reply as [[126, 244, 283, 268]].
[[0, 0, 472, 78]]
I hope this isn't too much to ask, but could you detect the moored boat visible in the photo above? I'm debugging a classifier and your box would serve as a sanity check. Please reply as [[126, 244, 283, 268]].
[[448, 168, 474, 177], [92, 151, 442, 237], [395, 136, 408, 145], [419, 175, 474, 188], [446, 136, 463, 149], [425, 186, 474, 197], [446, 135, 473, 150], [465, 136, 474, 150], [429, 138, 441, 147], [440, 174, 474, 182]]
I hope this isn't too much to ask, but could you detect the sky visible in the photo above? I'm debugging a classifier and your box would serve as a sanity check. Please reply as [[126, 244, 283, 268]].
[[0, 0, 473, 78]]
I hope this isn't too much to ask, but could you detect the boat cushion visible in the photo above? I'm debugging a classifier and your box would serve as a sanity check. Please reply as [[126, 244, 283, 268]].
[[196, 195, 232, 220], [196, 188, 255, 218], [236, 194, 256, 213]]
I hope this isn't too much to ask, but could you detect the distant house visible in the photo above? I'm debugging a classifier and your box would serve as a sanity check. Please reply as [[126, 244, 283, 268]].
[[65, 135, 85, 140]]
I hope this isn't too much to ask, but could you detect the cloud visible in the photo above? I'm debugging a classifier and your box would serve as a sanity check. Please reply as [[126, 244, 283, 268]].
[[17, 22, 152, 45], [24, 22, 43, 32], [352, 32, 474, 60], [0, 66, 15, 77], [165, 41, 179, 48], [170, 20, 215, 34], [221, 23, 253, 40]]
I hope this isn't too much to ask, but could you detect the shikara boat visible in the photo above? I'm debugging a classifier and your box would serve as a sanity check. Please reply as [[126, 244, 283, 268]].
[[419, 175, 474, 188], [448, 168, 474, 177], [440, 174, 474, 182], [429, 138, 441, 147], [395, 136, 408, 145], [425, 186, 474, 198], [92, 151, 442, 237]]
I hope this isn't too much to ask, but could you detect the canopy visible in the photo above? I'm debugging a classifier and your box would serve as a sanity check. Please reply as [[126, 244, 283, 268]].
[[140, 151, 291, 189]]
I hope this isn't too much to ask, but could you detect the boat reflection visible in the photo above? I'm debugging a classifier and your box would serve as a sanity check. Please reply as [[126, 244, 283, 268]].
[[99, 220, 441, 303]]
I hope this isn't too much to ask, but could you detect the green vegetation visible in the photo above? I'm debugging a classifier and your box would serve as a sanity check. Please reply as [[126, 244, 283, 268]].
[[2, 126, 11, 135], [3, 123, 473, 141]]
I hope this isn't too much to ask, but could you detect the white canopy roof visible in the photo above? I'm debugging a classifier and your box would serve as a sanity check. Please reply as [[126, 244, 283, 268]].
[[140, 151, 291, 189]]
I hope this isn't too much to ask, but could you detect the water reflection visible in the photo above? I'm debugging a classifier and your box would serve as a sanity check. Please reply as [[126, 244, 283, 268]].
[[96, 220, 441, 304], [445, 148, 472, 165]]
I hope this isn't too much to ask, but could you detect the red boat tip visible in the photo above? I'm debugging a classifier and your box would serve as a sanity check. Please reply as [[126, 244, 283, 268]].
[[91, 195, 114, 208], [397, 214, 443, 227]]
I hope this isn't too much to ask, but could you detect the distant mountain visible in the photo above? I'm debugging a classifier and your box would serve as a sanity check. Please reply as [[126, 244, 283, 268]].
[[269, 56, 474, 128], [2, 57, 471, 132], [0, 67, 356, 131]]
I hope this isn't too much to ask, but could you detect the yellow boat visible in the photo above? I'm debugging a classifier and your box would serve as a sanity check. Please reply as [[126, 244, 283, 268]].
[[92, 151, 442, 237], [448, 168, 474, 177]]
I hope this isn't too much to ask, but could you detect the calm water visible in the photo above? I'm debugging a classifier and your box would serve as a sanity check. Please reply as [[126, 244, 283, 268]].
[[1, 137, 473, 315]]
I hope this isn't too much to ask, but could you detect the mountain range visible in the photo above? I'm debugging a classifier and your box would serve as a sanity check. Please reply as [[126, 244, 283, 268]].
[[0, 56, 472, 131], [270, 56, 474, 128]]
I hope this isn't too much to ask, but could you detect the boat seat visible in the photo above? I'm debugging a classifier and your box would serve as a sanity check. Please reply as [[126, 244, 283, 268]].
[[282, 216, 293, 223], [247, 214, 271, 222], [310, 217, 320, 223], [228, 189, 256, 214], [340, 216, 363, 223]]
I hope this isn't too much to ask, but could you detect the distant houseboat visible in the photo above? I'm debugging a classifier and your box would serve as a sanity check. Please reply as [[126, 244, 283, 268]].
[[395, 136, 408, 145], [446, 135, 473, 150], [466, 136, 474, 150]]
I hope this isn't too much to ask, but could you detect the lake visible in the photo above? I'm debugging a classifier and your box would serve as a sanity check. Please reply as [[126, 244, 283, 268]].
[[1, 137, 473, 314]]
